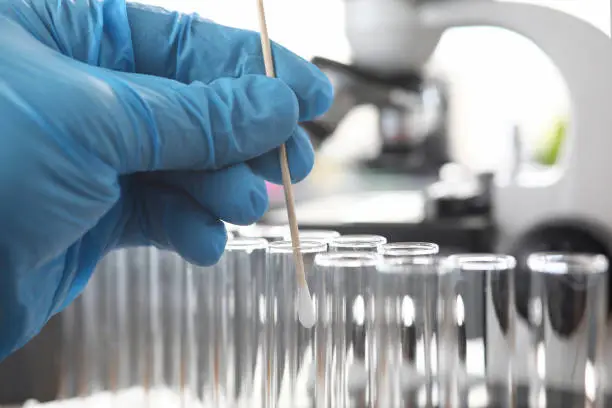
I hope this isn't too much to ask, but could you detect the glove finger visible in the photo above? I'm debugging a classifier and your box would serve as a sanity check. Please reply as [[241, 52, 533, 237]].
[[248, 126, 314, 185], [102, 71, 299, 174], [125, 3, 333, 121], [139, 163, 269, 226], [0, 0, 135, 71], [120, 184, 228, 266]]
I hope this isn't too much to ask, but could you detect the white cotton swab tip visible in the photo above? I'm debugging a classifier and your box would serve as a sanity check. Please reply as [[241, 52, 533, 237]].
[[297, 284, 316, 328]]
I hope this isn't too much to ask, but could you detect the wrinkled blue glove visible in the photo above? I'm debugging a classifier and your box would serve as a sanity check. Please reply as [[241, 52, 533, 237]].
[[0, 0, 332, 360]]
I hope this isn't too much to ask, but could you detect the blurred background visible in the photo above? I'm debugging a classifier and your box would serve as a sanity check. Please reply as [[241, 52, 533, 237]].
[[140, 0, 606, 172]]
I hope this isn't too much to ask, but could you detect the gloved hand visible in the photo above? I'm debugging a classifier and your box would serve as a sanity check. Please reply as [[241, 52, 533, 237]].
[[0, 0, 332, 360]]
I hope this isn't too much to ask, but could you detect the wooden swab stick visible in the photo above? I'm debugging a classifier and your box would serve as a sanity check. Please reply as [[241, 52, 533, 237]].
[[255, 0, 316, 329]]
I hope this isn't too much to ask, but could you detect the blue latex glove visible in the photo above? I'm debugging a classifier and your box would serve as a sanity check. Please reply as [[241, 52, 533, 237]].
[[0, 0, 332, 360]]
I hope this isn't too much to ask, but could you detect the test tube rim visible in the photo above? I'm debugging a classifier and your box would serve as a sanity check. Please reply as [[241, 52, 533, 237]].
[[527, 252, 608, 275], [378, 242, 439, 256], [328, 234, 388, 249], [281, 229, 341, 242], [314, 251, 382, 268], [377, 255, 438, 274], [225, 237, 269, 251], [444, 253, 517, 271], [268, 239, 328, 254]]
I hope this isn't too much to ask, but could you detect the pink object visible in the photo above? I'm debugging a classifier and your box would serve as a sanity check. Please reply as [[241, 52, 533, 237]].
[[266, 181, 284, 201]]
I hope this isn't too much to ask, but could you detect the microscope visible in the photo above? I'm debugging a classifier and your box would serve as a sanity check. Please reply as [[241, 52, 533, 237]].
[[302, 0, 453, 175], [301, 57, 450, 175]]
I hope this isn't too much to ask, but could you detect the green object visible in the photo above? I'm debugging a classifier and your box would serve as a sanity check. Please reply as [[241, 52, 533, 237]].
[[534, 118, 567, 166]]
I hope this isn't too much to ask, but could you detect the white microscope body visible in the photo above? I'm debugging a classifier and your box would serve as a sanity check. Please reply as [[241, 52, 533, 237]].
[[344, 0, 612, 393]]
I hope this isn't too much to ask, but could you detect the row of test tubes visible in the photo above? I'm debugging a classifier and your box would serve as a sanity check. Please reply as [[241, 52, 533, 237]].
[[56, 226, 609, 408]]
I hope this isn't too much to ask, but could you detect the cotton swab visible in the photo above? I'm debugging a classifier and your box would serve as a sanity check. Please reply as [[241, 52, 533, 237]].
[[255, 0, 316, 329]]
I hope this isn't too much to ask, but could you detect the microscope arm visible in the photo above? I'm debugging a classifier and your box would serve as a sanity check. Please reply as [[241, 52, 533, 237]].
[[419, 1, 612, 176], [302, 57, 410, 147], [420, 1, 612, 244]]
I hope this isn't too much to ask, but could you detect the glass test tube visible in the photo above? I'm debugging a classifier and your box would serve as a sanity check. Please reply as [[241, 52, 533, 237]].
[[233, 238, 268, 407], [100, 249, 132, 395], [123, 246, 156, 396], [264, 240, 328, 408], [379, 242, 441, 257], [282, 230, 341, 244], [526, 253, 608, 408], [313, 252, 381, 408], [58, 285, 85, 399], [148, 248, 186, 393], [59, 268, 98, 398], [438, 254, 517, 408], [190, 238, 268, 407], [328, 235, 387, 252], [83, 255, 109, 395], [81, 251, 117, 396], [111, 249, 131, 393], [239, 224, 290, 242], [58, 249, 131, 399], [373, 242, 441, 408]]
